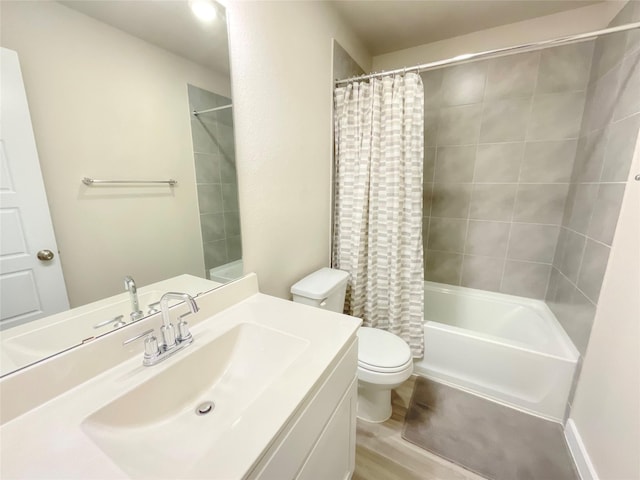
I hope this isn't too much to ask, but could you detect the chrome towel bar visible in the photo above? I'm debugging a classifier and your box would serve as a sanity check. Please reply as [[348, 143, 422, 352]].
[[82, 177, 177, 186]]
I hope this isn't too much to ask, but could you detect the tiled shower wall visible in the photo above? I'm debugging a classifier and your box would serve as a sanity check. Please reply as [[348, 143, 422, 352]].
[[187, 84, 241, 275], [546, 2, 640, 355], [422, 42, 594, 298]]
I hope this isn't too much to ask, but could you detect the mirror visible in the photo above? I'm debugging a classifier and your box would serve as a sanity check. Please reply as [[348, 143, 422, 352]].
[[0, 0, 239, 376]]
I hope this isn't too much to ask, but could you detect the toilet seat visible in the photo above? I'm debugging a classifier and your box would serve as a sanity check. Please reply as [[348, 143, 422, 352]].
[[357, 327, 412, 372], [358, 357, 413, 373]]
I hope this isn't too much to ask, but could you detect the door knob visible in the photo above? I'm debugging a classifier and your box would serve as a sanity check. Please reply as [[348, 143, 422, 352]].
[[37, 249, 55, 261]]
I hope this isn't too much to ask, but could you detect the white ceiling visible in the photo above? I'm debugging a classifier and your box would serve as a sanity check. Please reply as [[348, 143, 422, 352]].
[[330, 0, 602, 56], [59, 0, 230, 75]]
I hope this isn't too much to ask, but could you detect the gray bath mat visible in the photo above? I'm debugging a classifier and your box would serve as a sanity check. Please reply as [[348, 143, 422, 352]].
[[402, 377, 579, 480]]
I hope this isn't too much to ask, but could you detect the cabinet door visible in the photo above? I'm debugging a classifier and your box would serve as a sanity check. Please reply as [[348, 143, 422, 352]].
[[296, 378, 357, 480]]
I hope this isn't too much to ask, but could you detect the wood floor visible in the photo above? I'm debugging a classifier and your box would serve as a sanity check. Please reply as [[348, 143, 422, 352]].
[[353, 376, 486, 480]]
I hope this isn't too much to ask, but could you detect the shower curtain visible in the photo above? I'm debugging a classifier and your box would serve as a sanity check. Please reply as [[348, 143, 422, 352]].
[[333, 73, 424, 358]]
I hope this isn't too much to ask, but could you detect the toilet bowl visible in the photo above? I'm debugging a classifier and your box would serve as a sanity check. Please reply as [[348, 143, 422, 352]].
[[291, 268, 414, 423], [356, 326, 413, 422]]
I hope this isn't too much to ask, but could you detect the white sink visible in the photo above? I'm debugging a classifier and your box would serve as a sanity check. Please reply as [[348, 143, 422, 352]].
[[81, 323, 308, 478]]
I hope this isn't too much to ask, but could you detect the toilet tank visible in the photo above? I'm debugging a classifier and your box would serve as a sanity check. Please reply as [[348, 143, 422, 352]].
[[291, 268, 350, 313]]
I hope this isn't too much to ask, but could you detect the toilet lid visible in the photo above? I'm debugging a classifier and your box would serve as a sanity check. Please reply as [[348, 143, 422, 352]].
[[357, 327, 412, 371]]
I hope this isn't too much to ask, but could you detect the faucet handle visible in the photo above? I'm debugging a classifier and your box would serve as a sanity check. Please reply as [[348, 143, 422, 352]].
[[94, 314, 125, 329], [147, 301, 161, 315], [123, 328, 160, 360], [177, 314, 193, 343]]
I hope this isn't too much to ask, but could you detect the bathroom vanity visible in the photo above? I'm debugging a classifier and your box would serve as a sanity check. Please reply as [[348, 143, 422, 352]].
[[0, 274, 361, 479]]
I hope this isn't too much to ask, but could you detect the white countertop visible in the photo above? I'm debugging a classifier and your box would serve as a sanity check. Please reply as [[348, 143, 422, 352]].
[[0, 282, 360, 479]]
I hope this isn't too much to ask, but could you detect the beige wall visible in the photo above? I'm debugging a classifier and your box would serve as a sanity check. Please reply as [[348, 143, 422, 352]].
[[226, 1, 371, 298], [1, 1, 230, 306], [373, 2, 624, 71], [568, 143, 640, 479]]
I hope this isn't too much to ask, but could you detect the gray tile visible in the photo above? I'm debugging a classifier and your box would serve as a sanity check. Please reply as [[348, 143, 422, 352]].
[[430, 183, 472, 218], [422, 218, 429, 251], [437, 104, 482, 146], [614, 50, 640, 121], [197, 184, 224, 214], [528, 92, 586, 140], [434, 146, 476, 182], [221, 183, 239, 212], [218, 125, 236, 158], [469, 184, 517, 221], [474, 143, 524, 183], [423, 183, 434, 217], [568, 288, 597, 355], [226, 236, 242, 262], [583, 67, 621, 133], [588, 184, 626, 245], [425, 250, 463, 285], [561, 183, 577, 226], [625, 2, 640, 55], [573, 129, 608, 183], [552, 227, 569, 271], [552, 267, 574, 306], [545, 267, 561, 302], [536, 42, 593, 94], [217, 109, 234, 128], [203, 239, 228, 270], [550, 276, 596, 356], [421, 69, 443, 110], [520, 140, 577, 183], [441, 62, 487, 106], [223, 210, 241, 237], [424, 110, 439, 146], [601, 113, 640, 182], [200, 213, 225, 242], [507, 223, 560, 263], [428, 217, 468, 253], [194, 153, 221, 184], [191, 118, 219, 154], [568, 183, 599, 235], [485, 51, 539, 100], [220, 154, 238, 183], [501, 261, 551, 299], [590, 28, 628, 81], [465, 220, 510, 258], [479, 98, 531, 143], [188, 84, 229, 111], [424, 147, 436, 184], [560, 230, 586, 283], [461, 255, 503, 291], [513, 184, 569, 224], [577, 239, 611, 304]]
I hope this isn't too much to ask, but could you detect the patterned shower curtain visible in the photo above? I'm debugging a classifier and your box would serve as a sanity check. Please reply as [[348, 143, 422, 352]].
[[333, 73, 424, 358]]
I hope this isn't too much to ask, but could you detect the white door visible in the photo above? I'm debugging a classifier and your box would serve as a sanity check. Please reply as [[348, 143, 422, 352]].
[[0, 48, 69, 330]]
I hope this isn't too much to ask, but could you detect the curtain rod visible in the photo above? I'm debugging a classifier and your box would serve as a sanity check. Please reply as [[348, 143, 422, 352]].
[[335, 21, 640, 85], [193, 104, 232, 116]]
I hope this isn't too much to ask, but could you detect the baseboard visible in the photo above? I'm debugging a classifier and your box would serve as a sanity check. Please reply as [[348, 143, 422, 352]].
[[565, 418, 599, 480]]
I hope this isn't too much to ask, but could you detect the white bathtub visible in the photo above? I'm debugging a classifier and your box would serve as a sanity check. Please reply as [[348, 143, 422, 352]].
[[414, 281, 579, 422]]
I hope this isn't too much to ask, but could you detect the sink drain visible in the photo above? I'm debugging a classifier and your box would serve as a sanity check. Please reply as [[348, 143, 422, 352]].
[[195, 401, 215, 416]]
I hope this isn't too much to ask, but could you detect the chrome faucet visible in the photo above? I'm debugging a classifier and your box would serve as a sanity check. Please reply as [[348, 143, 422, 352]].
[[122, 291, 198, 367], [159, 292, 199, 347], [124, 276, 144, 321]]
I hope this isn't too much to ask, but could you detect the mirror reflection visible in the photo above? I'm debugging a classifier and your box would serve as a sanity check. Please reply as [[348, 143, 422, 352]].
[[0, 0, 239, 376]]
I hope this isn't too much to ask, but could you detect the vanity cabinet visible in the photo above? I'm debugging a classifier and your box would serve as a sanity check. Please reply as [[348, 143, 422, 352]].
[[0, 276, 362, 480], [249, 340, 358, 480]]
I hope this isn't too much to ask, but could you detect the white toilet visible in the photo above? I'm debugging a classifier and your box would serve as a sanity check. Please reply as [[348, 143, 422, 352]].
[[291, 268, 414, 423]]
